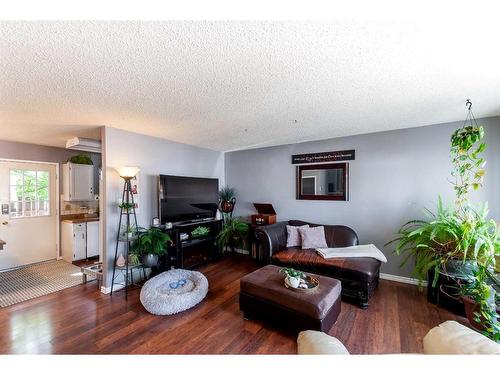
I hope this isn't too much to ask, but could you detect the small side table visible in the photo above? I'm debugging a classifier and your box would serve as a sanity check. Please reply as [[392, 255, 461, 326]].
[[81, 263, 103, 289]]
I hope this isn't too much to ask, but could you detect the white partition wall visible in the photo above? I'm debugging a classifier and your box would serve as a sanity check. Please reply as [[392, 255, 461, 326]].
[[101, 127, 225, 291]]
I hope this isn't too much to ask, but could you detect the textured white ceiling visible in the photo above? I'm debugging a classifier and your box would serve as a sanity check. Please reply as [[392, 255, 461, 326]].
[[1, 20, 500, 151]]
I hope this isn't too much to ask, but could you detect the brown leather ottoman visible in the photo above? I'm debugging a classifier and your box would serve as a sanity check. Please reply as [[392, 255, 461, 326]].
[[239, 265, 341, 333]]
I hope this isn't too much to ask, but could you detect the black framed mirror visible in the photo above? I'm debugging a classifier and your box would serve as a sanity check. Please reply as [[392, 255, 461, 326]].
[[296, 162, 349, 201]]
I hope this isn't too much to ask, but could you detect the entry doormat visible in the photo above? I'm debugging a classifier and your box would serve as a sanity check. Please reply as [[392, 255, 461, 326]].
[[0, 260, 83, 308]]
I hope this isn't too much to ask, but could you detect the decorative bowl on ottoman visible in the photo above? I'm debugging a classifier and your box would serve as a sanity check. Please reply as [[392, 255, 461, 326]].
[[284, 274, 319, 292], [140, 269, 208, 315], [239, 265, 341, 333], [280, 267, 319, 292]]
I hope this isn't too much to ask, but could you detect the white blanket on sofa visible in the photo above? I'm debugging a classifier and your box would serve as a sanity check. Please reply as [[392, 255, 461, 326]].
[[316, 244, 387, 263]]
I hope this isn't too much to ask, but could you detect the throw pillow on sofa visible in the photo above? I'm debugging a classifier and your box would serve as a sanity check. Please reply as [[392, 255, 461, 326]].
[[286, 225, 309, 247], [299, 226, 328, 249]]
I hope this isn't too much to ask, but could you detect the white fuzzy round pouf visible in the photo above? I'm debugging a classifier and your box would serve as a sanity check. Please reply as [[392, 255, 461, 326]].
[[140, 269, 208, 315]]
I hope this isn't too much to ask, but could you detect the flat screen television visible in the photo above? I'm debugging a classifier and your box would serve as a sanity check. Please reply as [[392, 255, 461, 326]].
[[158, 175, 219, 224]]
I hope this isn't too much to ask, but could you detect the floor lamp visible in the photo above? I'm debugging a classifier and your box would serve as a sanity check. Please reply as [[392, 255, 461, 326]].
[[111, 166, 140, 299]]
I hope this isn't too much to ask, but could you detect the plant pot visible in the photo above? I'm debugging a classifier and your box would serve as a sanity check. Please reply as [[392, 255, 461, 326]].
[[440, 259, 477, 279], [461, 295, 485, 331], [141, 254, 159, 267], [221, 200, 234, 213], [128, 254, 139, 266]]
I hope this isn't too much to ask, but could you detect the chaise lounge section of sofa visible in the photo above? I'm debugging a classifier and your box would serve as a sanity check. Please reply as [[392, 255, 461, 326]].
[[255, 220, 381, 308]]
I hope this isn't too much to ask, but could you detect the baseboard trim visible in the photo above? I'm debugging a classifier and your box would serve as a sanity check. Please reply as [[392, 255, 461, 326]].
[[380, 272, 427, 287], [101, 269, 424, 291], [234, 248, 249, 255], [100, 284, 125, 294]]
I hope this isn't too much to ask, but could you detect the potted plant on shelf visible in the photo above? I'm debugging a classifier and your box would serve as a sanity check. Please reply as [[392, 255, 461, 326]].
[[131, 227, 171, 267], [128, 252, 140, 266], [120, 223, 138, 240], [219, 186, 236, 213], [388, 106, 500, 341], [191, 226, 210, 238], [69, 154, 93, 165], [217, 218, 249, 253], [118, 202, 135, 213]]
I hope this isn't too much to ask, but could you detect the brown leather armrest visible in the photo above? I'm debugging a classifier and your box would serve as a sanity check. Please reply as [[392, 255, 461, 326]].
[[255, 221, 288, 263]]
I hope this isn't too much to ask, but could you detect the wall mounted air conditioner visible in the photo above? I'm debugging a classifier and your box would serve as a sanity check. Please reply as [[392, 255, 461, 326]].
[[65, 137, 102, 153]]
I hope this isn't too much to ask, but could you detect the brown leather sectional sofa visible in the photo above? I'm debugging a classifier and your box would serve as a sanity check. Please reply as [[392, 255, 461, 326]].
[[254, 220, 381, 308]]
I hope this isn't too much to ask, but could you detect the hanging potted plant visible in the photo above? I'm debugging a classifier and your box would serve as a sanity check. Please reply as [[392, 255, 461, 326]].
[[219, 186, 236, 213], [131, 227, 171, 267]]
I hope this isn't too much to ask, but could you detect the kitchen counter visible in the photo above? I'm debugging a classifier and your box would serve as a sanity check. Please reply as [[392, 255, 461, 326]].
[[62, 217, 100, 224], [60, 214, 100, 224]]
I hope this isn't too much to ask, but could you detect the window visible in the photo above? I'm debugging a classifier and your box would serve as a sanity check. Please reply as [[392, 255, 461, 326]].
[[9, 169, 50, 218]]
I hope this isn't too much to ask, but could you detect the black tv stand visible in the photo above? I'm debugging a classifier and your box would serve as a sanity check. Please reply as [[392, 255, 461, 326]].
[[161, 219, 223, 270]]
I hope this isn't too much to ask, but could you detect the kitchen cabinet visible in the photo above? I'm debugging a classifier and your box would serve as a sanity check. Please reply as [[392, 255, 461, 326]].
[[86, 221, 99, 258], [63, 163, 94, 201], [61, 221, 100, 262]]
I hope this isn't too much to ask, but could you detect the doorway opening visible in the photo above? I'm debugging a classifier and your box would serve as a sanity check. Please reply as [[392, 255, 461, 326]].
[[0, 159, 84, 308]]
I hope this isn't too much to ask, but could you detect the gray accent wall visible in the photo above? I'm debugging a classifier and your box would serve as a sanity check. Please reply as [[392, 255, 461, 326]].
[[103, 127, 225, 288], [225, 116, 500, 278]]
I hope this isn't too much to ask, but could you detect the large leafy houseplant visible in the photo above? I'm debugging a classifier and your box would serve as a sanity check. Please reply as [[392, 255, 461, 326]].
[[389, 108, 500, 340], [131, 227, 171, 266], [392, 198, 499, 285], [217, 218, 249, 251]]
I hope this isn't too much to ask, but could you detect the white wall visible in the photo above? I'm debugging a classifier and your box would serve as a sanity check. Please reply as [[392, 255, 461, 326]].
[[102, 127, 224, 288]]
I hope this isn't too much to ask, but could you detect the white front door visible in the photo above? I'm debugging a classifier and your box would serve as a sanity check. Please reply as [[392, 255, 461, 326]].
[[0, 160, 58, 270]]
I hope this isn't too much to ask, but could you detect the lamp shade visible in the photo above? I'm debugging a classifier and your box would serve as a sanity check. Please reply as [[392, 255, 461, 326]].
[[116, 166, 140, 179]]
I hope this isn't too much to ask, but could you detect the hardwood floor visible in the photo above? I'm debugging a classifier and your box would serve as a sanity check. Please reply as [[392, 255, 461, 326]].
[[0, 255, 466, 354]]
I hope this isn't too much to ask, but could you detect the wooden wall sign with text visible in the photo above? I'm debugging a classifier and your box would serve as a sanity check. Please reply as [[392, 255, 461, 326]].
[[291, 149, 355, 164]]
